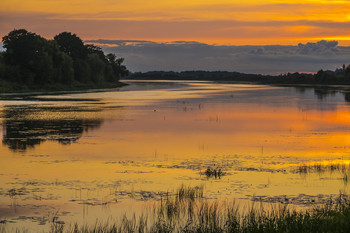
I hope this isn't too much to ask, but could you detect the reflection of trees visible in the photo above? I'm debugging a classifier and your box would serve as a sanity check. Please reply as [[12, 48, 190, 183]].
[[344, 92, 350, 103], [293, 87, 308, 94], [1, 106, 104, 151], [2, 119, 103, 151], [313, 89, 350, 103], [294, 87, 347, 102], [314, 88, 337, 100]]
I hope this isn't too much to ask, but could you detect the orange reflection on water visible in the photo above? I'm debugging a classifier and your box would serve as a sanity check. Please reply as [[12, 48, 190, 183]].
[[2, 81, 350, 230], [2, 82, 350, 159]]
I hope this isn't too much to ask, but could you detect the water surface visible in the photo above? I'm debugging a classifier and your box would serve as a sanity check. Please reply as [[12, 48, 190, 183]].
[[1, 80, 350, 231]]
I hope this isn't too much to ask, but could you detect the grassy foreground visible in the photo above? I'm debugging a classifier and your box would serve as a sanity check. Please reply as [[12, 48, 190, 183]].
[[48, 186, 350, 233], [3, 186, 350, 233]]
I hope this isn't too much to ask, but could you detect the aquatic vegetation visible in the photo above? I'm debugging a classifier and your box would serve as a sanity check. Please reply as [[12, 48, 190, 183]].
[[296, 161, 350, 184], [42, 193, 350, 232], [7, 188, 28, 198], [201, 167, 225, 179], [0, 224, 6, 233], [2, 186, 347, 233], [297, 162, 349, 174], [176, 184, 203, 201]]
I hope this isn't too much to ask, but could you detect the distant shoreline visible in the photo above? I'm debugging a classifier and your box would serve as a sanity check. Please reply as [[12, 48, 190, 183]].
[[121, 80, 350, 92], [124, 69, 350, 92]]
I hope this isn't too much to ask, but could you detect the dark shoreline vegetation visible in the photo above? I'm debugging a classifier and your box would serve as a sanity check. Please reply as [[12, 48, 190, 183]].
[[0, 29, 129, 93], [2, 186, 349, 233], [127, 68, 350, 86]]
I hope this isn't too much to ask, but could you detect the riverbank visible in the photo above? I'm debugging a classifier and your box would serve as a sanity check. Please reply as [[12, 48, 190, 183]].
[[0, 81, 127, 99]]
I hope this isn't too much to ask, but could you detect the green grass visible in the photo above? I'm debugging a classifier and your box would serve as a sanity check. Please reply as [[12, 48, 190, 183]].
[[4, 187, 350, 233]]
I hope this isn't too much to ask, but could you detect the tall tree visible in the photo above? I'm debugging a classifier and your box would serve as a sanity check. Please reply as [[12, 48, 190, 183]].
[[106, 53, 129, 80], [54, 32, 88, 60], [2, 29, 46, 69], [2, 29, 55, 84]]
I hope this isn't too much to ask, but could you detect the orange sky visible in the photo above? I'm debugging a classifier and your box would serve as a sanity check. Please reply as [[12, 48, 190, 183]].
[[1, 0, 350, 45]]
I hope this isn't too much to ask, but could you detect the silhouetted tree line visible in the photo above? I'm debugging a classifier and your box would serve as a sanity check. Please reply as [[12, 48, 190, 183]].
[[314, 64, 350, 83], [128, 68, 350, 85], [127, 71, 315, 83], [0, 29, 128, 91]]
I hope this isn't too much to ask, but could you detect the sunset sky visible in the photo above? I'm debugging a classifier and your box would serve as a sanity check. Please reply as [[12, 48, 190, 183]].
[[2, 0, 350, 45], [2, 0, 350, 73]]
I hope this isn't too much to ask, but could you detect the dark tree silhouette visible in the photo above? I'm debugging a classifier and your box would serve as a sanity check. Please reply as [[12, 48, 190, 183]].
[[0, 29, 129, 91], [54, 32, 88, 60], [106, 53, 129, 79], [2, 29, 46, 67], [1, 29, 59, 85]]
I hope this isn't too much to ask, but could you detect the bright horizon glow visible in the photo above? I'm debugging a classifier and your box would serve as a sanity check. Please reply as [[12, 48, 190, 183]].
[[86, 38, 350, 47], [1, 0, 350, 45]]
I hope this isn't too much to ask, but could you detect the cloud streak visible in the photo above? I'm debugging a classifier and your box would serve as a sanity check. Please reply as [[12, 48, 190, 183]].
[[2, 12, 350, 46], [2, 0, 350, 45], [2, 1, 350, 22]]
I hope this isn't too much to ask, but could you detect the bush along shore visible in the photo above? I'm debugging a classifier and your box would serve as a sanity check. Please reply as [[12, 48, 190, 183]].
[[0, 29, 129, 93], [3, 186, 349, 233]]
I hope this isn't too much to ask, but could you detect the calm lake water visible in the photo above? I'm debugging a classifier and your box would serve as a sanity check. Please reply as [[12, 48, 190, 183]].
[[1, 80, 350, 231]]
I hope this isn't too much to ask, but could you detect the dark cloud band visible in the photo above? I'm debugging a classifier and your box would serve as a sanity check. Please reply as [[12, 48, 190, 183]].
[[88, 39, 350, 74]]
